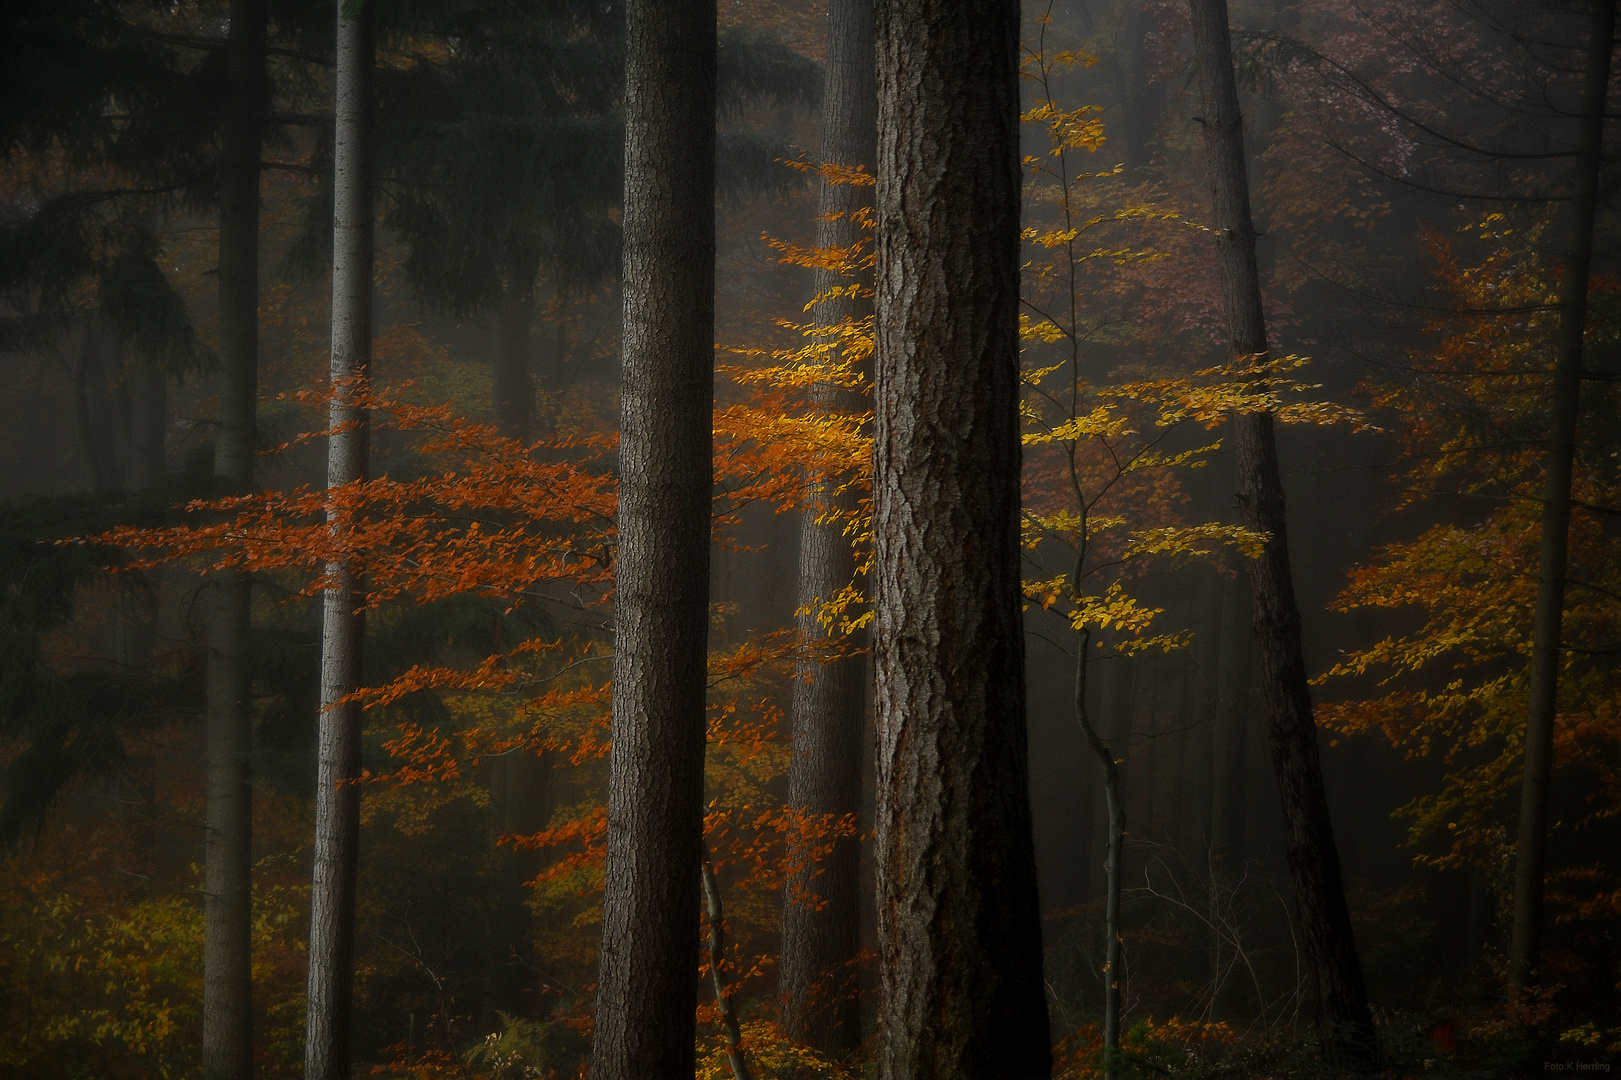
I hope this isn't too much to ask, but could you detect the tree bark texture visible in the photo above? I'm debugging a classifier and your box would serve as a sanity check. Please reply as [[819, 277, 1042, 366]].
[[589, 0, 715, 1077], [1187, 0, 1374, 1063], [203, 3, 266, 1077], [1508, 0, 1615, 1000], [872, 1, 1051, 1076], [779, 0, 875, 1056], [305, 5, 372, 1078]]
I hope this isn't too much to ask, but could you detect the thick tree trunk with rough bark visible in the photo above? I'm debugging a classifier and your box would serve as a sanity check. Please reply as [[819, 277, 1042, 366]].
[[588, 0, 715, 1077], [1187, 0, 1374, 1063], [305, 5, 373, 1078], [779, 0, 874, 1056], [1508, 0, 1615, 1000], [871, 1, 1050, 1076], [202, 3, 265, 1077]]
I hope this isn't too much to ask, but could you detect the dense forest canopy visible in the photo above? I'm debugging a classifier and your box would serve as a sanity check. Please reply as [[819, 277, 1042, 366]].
[[0, 0, 1616, 1077]]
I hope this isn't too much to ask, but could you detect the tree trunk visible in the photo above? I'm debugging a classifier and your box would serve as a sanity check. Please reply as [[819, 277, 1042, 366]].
[[1208, 563, 1252, 1019], [126, 357, 168, 497], [588, 0, 715, 1076], [1187, 0, 1375, 1063], [1075, 632, 1126, 1079], [102, 318, 134, 490], [488, 278, 548, 1020], [1209, 566, 1252, 871], [779, 0, 874, 1056], [76, 311, 134, 493], [492, 281, 533, 444], [1508, 0, 1615, 1001], [1088, 658, 1133, 906], [1188, 573, 1221, 849], [703, 858, 754, 1080], [871, 0, 1050, 1076], [203, 3, 265, 1077], [70, 318, 104, 492], [1120, 4, 1166, 180], [305, 4, 372, 1078]]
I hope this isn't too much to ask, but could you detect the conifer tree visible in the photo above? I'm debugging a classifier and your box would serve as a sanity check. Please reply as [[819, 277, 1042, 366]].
[[779, 0, 874, 1055], [202, 4, 268, 1077], [871, 0, 1050, 1076], [589, 0, 716, 1076]]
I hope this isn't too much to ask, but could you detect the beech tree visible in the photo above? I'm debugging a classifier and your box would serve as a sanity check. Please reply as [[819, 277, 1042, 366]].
[[871, 0, 1050, 1076], [1187, 0, 1374, 1064], [779, 0, 874, 1056], [305, 1, 374, 1076], [589, 0, 716, 1076]]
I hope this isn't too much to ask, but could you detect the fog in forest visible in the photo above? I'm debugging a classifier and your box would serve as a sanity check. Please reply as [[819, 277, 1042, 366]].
[[1, 1, 1617, 1078]]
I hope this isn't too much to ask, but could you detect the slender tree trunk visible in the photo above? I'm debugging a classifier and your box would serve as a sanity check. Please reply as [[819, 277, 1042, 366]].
[[1187, 0, 1375, 1063], [490, 276, 548, 847], [492, 281, 533, 444], [75, 312, 135, 492], [71, 315, 118, 493], [126, 358, 167, 497], [1088, 658, 1133, 905], [1098, 4, 1164, 182], [203, 3, 266, 1077], [1209, 567, 1252, 871], [703, 858, 754, 1080], [1508, 0, 1615, 1001], [1121, 4, 1165, 179], [1189, 573, 1221, 848], [489, 292, 548, 1021], [1075, 633, 1125, 1079], [1208, 563, 1251, 1019], [779, 0, 874, 1055], [1071, 653, 1102, 907], [104, 320, 134, 489], [305, 4, 372, 1077], [872, 1, 1050, 1076], [589, 0, 715, 1076], [126, 210, 169, 500]]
